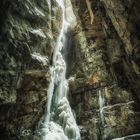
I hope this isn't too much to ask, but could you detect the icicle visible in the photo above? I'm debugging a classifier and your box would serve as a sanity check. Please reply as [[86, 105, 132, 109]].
[[99, 89, 105, 125]]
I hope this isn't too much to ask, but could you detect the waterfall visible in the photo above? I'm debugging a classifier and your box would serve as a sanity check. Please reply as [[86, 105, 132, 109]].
[[41, 0, 80, 140]]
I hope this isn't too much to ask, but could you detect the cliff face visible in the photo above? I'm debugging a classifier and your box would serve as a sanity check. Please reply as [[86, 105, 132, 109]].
[[70, 0, 140, 140], [0, 0, 61, 139], [69, 0, 140, 139], [0, 0, 140, 140]]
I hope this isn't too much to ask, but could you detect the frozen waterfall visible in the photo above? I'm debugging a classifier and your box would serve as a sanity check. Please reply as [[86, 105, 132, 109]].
[[41, 0, 81, 140]]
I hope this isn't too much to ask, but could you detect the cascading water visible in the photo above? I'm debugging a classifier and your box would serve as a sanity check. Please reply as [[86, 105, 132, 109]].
[[41, 0, 81, 140]]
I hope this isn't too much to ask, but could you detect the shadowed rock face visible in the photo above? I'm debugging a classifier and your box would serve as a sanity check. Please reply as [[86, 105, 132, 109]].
[[68, 0, 140, 139], [0, 0, 61, 139], [0, 0, 140, 140]]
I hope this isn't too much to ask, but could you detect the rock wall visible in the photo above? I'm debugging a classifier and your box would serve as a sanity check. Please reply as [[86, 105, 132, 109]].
[[68, 0, 140, 139], [0, 0, 140, 140], [0, 0, 62, 139]]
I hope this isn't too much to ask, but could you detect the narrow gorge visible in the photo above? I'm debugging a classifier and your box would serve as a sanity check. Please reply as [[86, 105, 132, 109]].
[[0, 0, 140, 140]]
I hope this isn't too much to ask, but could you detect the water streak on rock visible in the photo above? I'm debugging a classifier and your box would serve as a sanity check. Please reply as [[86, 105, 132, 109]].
[[99, 89, 105, 125]]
